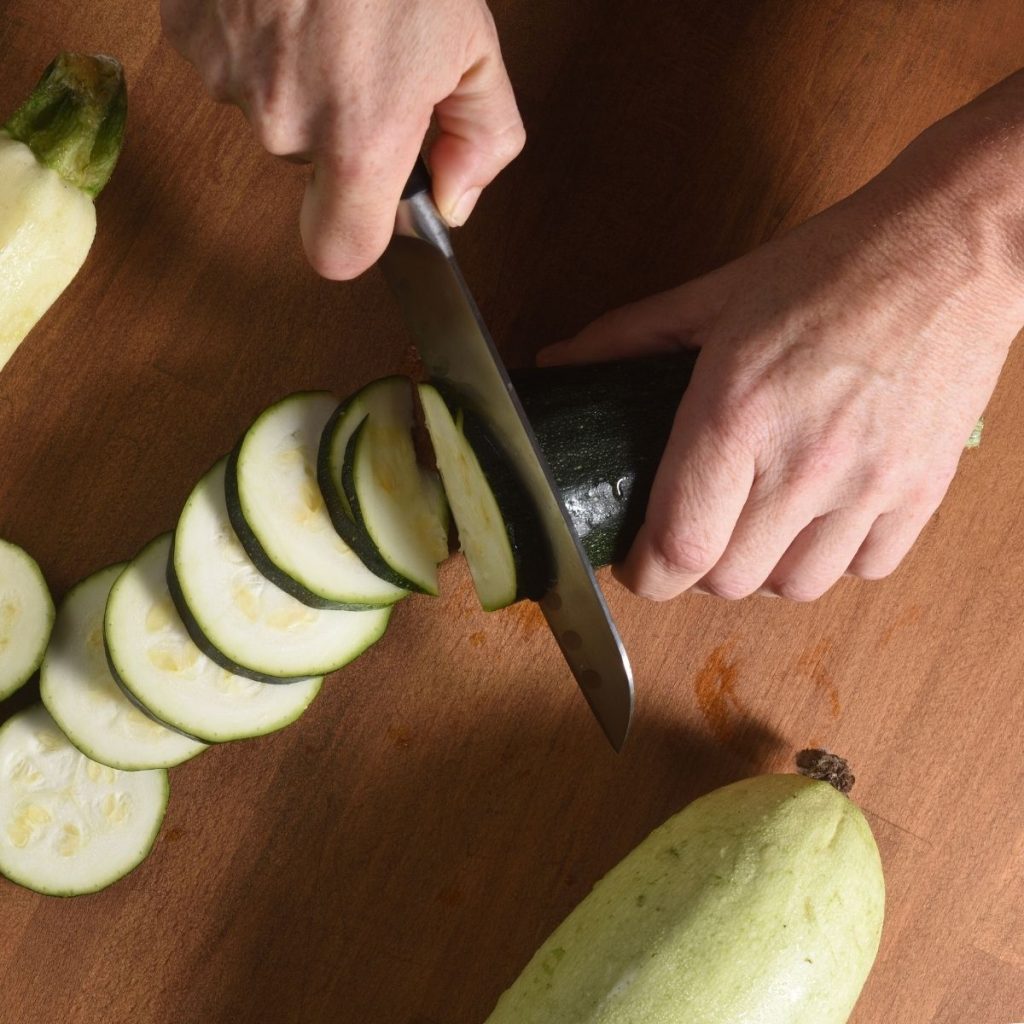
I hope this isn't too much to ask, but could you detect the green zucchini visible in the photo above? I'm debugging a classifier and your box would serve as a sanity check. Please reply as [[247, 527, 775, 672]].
[[483, 750, 884, 1024], [419, 355, 697, 610], [1, 53, 126, 372]]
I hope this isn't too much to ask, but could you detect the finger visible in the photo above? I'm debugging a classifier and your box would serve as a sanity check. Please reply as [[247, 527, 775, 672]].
[[430, 44, 525, 227], [300, 121, 428, 280], [697, 482, 823, 600], [763, 508, 878, 601], [614, 412, 755, 601], [847, 505, 936, 580], [537, 271, 730, 367]]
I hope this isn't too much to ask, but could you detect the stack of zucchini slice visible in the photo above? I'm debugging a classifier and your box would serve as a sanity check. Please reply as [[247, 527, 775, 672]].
[[0, 378, 453, 896]]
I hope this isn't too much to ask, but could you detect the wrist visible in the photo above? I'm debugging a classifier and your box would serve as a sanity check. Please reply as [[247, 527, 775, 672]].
[[864, 71, 1024, 316]]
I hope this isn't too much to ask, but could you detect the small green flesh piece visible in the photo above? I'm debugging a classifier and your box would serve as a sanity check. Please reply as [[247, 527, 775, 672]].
[[4, 53, 126, 197], [484, 773, 884, 1024]]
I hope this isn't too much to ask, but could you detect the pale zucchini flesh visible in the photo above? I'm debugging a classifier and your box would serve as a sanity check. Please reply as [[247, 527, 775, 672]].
[[0, 133, 96, 372], [0, 537, 55, 699], [40, 565, 207, 770], [0, 704, 169, 896], [418, 384, 517, 611], [172, 458, 392, 681], [228, 391, 407, 608], [106, 534, 323, 743], [484, 773, 885, 1024]]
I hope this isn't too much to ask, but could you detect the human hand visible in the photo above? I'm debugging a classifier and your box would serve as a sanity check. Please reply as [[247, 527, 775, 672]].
[[540, 89, 1024, 601], [161, 0, 524, 278]]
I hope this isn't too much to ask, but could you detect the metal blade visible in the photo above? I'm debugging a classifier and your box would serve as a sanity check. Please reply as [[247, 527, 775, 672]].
[[381, 193, 634, 750]]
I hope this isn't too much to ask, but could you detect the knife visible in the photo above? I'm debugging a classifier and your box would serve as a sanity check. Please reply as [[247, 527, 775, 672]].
[[380, 158, 635, 751]]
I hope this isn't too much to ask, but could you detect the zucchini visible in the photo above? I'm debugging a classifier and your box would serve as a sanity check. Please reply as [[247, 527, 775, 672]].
[[318, 377, 449, 595], [0, 538, 55, 700], [40, 564, 207, 770], [171, 458, 392, 682], [106, 534, 323, 743], [1, 53, 126, 372], [418, 355, 697, 610], [226, 391, 407, 609], [483, 750, 884, 1024], [0, 704, 168, 896], [511, 354, 698, 570]]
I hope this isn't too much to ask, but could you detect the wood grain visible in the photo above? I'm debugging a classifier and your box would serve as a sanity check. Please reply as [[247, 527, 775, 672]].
[[1, 1, 1022, 1021]]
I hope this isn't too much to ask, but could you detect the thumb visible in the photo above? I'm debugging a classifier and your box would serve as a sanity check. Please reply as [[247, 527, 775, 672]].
[[430, 48, 525, 228], [537, 270, 731, 367]]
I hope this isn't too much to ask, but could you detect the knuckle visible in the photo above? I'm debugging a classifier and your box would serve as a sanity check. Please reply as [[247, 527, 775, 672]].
[[850, 559, 898, 582], [700, 574, 757, 601], [772, 575, 831, 602], [649, 530, 719, 578]]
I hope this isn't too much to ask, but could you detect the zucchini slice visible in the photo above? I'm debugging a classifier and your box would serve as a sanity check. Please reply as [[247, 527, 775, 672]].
[[40, 565, 207, 770], [0, 704, 168, 896], [106, 534, 323, 743], [0, 538, 55, 699], [171, 458, 392, 682], [417, 385, 514, 610], [226, 391, 407, 609], [1, 54, 126, 373], [319, 377, 449, 595]]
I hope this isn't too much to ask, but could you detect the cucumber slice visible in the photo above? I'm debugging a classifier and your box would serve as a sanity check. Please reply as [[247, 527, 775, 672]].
[[418, 385, 524, 612], [40, 565, 207, 770], [172, 458, 392, 681], [0, 538, 55, 699], [319, 377, 449, 595], [0, 704, 168, 896], [226, 391, 407, 609], [106, 534, 323, 743]]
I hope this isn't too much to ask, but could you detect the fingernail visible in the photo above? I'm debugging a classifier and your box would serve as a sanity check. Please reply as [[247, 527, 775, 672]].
[[448, 186, 482, 228]]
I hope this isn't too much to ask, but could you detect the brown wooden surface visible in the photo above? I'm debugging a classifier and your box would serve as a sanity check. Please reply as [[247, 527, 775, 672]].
[[1, 1, 1022, 1021]]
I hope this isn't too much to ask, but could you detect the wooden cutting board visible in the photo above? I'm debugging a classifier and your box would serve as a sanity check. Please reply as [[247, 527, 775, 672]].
[[1, 1, 1022, 1021]]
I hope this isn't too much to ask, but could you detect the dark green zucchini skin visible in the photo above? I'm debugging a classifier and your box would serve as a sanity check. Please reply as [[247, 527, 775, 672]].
[[511, 352, 698, 569], [339, 417, 432, 594]]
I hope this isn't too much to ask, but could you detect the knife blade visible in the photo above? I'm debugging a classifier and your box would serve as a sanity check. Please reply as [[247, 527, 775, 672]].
[[380, 159, 634, 750]]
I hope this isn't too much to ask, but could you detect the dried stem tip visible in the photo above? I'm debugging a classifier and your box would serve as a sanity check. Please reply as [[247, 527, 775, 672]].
[[795, 748, 855, 795]]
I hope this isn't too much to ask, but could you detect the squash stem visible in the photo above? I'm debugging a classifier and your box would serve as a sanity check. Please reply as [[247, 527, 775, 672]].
[[795, 748, 855, 795], [3, 53, 126, 198]]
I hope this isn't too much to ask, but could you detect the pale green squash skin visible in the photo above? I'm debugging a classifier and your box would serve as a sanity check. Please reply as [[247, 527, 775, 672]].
[[484, 773, 884, 1024]]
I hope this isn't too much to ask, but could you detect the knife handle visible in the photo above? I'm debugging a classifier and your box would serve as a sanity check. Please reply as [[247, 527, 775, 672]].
[[401, 155, 433, 201], [395, 155, 453, 255]]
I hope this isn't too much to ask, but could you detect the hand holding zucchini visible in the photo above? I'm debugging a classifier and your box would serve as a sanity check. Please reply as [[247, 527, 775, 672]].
[[1, 53, 126, 372], [483, 750, 884, 1024]]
